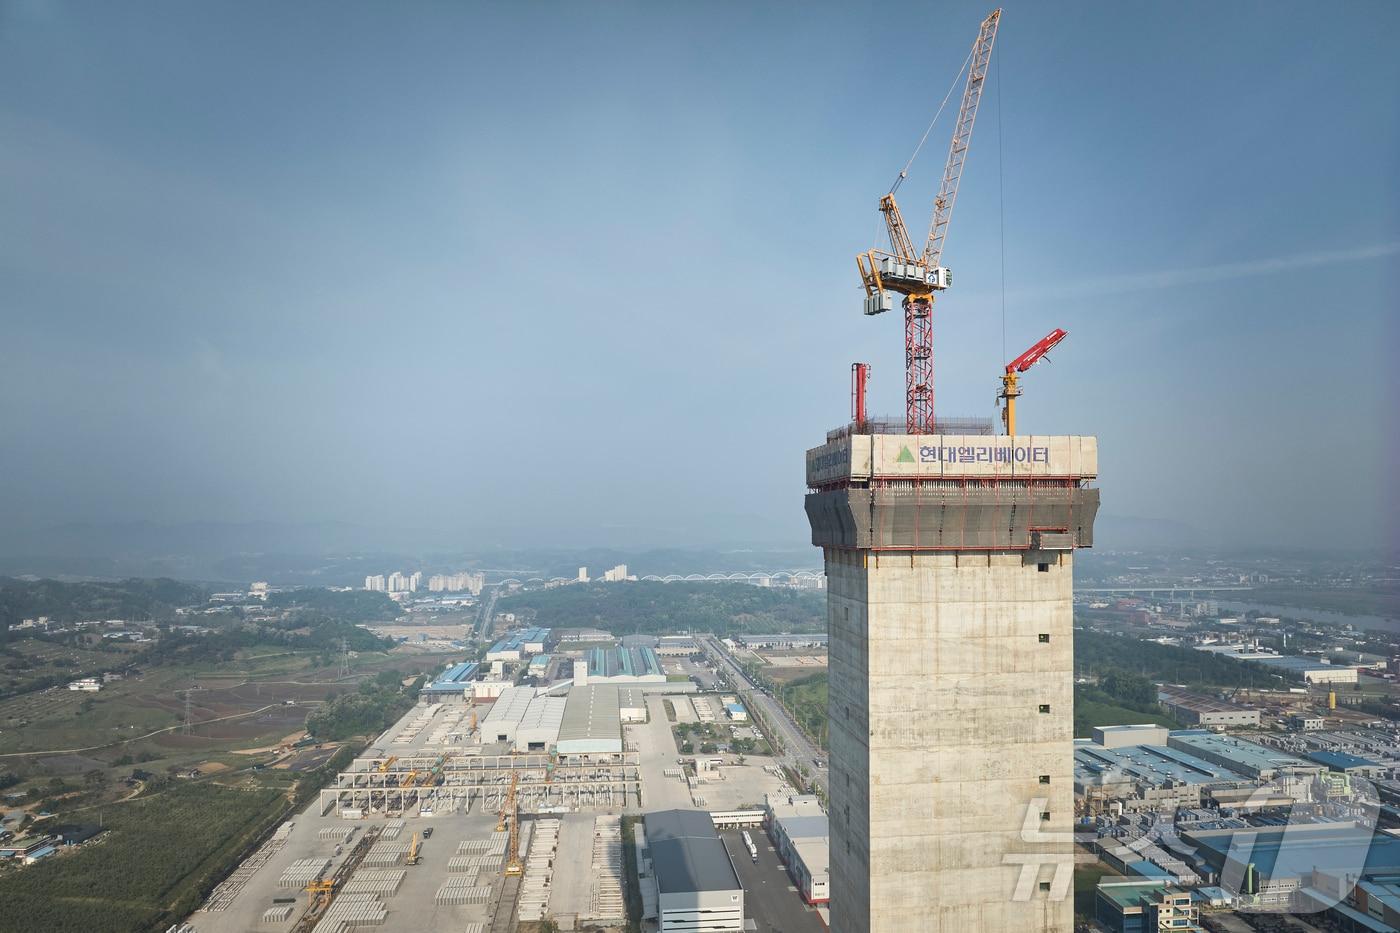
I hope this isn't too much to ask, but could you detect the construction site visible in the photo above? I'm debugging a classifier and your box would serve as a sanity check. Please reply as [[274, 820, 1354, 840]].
[[189, 696, 640, 933]]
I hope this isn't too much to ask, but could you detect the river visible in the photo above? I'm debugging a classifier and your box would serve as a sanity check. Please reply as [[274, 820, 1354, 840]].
[[1215, 599, 1399, 635]]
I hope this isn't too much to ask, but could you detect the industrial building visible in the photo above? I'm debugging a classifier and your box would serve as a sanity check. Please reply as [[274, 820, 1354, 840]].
[[1075, 735, 1249, 813], [1193, 646, 1359, 685], [420, 661, 480, 700], [1165, 730, 1320, 781], [477, 687, 565, 752], [1093, 880, 1202, 933], [485, 627, 551, 662], [1157, 685, 1261, 729], [767, 794, 830, 905], [617, 687, 647, 723], [644, 809, 745, 933], [1306, 749, 1385, 779], [582, 645, 666, 684], [655, 635, 700, 656], [733, 633, 829, 650], [556, 685, 625, 756], [1092, 724, 1169, 749]]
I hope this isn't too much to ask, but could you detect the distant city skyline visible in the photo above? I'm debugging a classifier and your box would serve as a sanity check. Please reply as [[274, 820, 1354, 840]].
[[2, 1, 1396, 554]]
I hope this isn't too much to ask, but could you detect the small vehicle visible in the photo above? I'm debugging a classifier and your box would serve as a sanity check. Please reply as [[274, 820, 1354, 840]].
[[422, 827, 433, 838]]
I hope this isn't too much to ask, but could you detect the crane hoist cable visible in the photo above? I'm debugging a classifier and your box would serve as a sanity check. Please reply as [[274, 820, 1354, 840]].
[[890, 44, 975, 196]]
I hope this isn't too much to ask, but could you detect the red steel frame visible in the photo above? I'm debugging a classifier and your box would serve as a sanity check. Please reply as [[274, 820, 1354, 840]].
[[905, 297, 934, 434]]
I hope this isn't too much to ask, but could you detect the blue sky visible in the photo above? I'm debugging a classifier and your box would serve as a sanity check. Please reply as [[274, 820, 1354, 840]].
[[2, 0, 1397, 552]]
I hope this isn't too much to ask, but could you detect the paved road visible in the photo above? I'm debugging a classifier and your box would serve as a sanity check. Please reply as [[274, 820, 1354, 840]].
[[473, 586, 501, 640], [699, 636, 828, 799], [718, 827, 825, 933], [628, 696, 694, 812]]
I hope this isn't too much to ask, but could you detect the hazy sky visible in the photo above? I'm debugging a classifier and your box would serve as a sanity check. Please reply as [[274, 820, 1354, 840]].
[[2, 1, 1397, 553]]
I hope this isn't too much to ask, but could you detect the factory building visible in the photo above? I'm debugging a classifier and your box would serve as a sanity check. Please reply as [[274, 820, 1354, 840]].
[[655, 636, 699, 656], [1165, 730, 1320, 781], [733, 633, 828, 650], [644, 809, 744, 933], [617, 687, 647, 723], [420, 661, 480, 700], [1157, 686, 1261, 729], [514, 694, 566, 752], [583, 645, 666, 684], [1306, 750, 1385, 779], [556, 685, 624, 756], [1074, 736, 1248, 813], [477, 687, 553, 749], [766, 794, 830, 905], [1093, 881, 1202, 933], [485, 627, 551, 662], [1193, 646, 1359, 685], [1092, 724, 1169, 748]]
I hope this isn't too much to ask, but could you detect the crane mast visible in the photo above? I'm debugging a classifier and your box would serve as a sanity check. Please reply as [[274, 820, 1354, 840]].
[[857, 9, 1001, 434]]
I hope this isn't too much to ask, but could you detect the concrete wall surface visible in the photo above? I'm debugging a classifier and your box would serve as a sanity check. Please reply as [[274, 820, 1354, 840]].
[[826, 549, 1076, 933]]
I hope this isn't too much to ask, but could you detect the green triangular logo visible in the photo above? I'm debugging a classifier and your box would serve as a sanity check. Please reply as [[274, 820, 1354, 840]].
[[896, 445, 915, 463]]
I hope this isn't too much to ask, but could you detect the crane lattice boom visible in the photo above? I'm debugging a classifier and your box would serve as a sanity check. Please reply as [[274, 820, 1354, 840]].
[[925, 9, 1000, 270]]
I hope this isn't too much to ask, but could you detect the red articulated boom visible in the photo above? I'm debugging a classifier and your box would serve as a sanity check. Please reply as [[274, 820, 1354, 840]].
[[999, 328, 1066, 435]]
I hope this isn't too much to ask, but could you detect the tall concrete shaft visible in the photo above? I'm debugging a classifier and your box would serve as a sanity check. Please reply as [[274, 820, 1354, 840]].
[[805, 432, 1099, 933]]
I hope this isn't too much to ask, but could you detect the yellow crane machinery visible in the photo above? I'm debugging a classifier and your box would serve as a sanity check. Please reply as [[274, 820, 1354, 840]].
[[998, 328, 1067, 435], [501, 770, 524, 876], [406, 832, 422, 866], [858, 8, 1001, 434], [377, 755, 397, 773], [1328, 689, 1338, 711]]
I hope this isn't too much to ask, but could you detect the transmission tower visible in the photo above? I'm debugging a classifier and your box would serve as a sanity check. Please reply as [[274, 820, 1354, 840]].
[[338, 638, 351, 679]]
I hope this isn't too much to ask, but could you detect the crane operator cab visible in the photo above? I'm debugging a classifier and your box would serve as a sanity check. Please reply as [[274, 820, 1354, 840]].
[[859, 252, 952, 315]]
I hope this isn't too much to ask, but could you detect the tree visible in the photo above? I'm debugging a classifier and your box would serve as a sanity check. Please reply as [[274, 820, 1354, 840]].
[[83, 769, 107, 790]]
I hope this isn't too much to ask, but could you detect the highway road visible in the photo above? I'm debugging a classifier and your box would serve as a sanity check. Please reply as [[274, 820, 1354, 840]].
[[699, 635, 828, 799], [473, 585, 502, 640]]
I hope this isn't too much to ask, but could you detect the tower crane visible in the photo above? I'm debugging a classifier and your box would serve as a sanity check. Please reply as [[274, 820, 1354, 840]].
[[857, 8, 1001, 434], [998, 327, 1067, 435]]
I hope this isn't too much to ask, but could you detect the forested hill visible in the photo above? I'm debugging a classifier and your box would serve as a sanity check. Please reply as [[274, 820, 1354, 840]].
[[0, 577, 209, 633], [498, 582, 825, 637]]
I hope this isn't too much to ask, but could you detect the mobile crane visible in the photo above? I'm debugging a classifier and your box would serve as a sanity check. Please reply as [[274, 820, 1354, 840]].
[[858, 9, 1001, 434], [998, 328, 1067, 435]]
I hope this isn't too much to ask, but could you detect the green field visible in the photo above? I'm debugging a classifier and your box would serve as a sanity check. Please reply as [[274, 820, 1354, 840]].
[[1073, 692, 1179, 738], [0, 645, 451, 810], [777, 672, 828, 750], [0, 782, 287, 933]]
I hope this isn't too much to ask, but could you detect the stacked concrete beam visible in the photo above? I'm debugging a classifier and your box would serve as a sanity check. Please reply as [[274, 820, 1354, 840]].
[[806, 432, 1099, 933], [519, 817, 560, 920], [342, 869, 406, 897], [588, 815, 626, 921], [277, 857, 331, 888]]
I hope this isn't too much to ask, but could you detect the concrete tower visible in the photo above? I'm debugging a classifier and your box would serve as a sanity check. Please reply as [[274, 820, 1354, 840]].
[[805, 430, 1099, 933]]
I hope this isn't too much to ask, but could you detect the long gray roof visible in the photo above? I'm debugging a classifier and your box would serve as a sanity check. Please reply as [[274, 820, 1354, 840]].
[[645, 809, 741, 895]]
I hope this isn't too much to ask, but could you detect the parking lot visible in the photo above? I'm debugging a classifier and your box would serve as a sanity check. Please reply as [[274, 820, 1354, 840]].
[[718, 827, 825, 933]]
